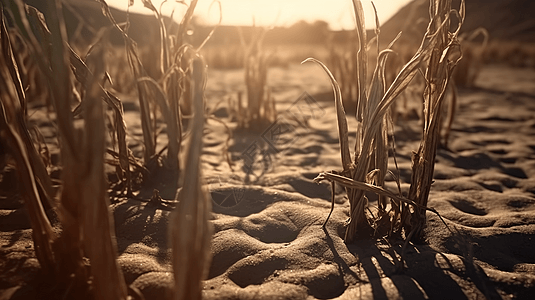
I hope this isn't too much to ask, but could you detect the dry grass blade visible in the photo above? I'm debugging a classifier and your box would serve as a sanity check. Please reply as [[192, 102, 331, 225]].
[[0, 102, 57, 274], [371, 2, 380, 55], [69, 51, 135, 196], [365, 50, 392, 124], [171, 58, 212, 300], [302, 58, 351, 171], [196, 1, 221, 52], [366, 50, 392, 213], [98, 0, 203, 176], [1, 2, 49, 78], [344, 6, 414, 242], [326, 40, 358, 111], [0, 8, 25, 108], [41, 0, 126, 295], [81, 44, 128, 300], [4, 1, 78, 156], [352, 0, 367, 124], [128, 46, 157, 162], [371, 28, 443, 125], [41, 1, 77, 156], [175, 0, 198, 48], [140, 0, 170, 74], [22, 2, 136, 199], [342, 1, 409, 242], [137, 75, 180, 169], [105, 91, 133, 195], [315, 172, 422, 210]]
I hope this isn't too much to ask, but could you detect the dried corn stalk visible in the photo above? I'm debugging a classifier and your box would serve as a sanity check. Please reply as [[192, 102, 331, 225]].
[[313, 0, 464, 243], [2, 1, 128, 298], [405, 0, 464, 241]]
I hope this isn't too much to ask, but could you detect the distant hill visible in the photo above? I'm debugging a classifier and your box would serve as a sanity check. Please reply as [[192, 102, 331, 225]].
[[18, 0, 173, 47], [16, 1, 331, 48], [194, 21, 331, 47], [380, 0, 535, 45]]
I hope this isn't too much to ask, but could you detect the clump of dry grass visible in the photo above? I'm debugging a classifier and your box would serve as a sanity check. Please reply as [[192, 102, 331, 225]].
[[453, 27, 488, 87], [95, 0, 221, 200], [312, 0, 465, 243], [99, 0, 189, 177], [1, 1, 128, 298], [231, 26, 276, 131]]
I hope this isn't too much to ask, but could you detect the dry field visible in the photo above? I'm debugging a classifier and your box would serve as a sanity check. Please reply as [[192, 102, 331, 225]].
[[1, 0, 535, 299]]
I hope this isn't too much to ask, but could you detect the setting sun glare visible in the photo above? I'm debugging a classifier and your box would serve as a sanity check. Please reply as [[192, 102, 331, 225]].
[[104, 0, 413, 30]]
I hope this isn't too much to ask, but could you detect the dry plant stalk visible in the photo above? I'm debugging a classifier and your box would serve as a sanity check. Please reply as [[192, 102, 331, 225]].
[[441, 28, 486, 148], [312, 0, 464, 243], [404, 0, 464, 241], [170, 58, 212, 300], [236, 27, 276, 130], [0, 105, 57, 273]]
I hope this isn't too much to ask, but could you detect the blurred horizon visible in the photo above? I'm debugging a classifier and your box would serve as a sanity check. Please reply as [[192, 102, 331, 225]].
[[104, 0, 414, 30]]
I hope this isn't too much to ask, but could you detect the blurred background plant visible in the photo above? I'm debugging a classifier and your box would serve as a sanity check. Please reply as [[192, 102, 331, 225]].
[[231, 26, 277, 131]]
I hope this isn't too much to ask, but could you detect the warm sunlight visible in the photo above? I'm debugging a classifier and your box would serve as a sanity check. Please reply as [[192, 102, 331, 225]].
[[104, 0, 414, 29], [5, 1, 535, 299]]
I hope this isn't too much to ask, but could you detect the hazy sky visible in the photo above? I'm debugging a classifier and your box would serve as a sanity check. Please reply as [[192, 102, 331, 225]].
[[104, 0, 413, 30]]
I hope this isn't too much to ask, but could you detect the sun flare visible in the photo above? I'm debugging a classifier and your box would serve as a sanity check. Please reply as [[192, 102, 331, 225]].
[[105, 0, 413, 29]]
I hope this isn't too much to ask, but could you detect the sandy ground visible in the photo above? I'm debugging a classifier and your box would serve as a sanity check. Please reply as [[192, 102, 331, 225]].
[[1, 63, 535, 299]]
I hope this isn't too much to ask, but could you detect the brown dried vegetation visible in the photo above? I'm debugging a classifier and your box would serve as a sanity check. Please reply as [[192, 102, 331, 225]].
[[312, 0, 465, 244], [0, 0, 211, 299]]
